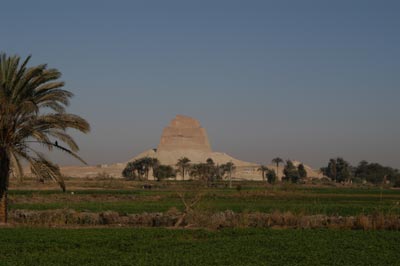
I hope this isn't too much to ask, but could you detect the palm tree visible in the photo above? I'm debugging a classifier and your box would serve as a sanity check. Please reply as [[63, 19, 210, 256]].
[[257, 165, 268, 182], [130, 157, 154, 180], [205, 158, 216, 182], [151, 158, 160, 180], [140, 157, 155, 180], [271, 157, 284, 180], [189, 163, 208, 182], [225, 162, 235, 188], [0, 53, 90, 223], [131, 159, 144, 180], [176, 157, 191, 181]]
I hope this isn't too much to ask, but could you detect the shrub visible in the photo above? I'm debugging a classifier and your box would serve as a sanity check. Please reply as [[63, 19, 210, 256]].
[[153, 165, 176, 181], [122, 162, 138, 180], [266, 169, 276, 184], [283, 161, 300, 183]]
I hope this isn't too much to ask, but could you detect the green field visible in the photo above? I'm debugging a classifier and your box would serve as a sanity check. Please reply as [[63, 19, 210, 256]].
[[0, 228, 399, 266], [9, 185, 400, 216], [4, 183, 400, 265]]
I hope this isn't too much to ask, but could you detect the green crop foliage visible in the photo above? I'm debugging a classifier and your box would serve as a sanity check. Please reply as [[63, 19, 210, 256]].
[[0, 228, 399, 266]]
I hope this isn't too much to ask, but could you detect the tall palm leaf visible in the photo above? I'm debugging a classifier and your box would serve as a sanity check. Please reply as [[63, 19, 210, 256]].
[[0, 53, 90, 223]]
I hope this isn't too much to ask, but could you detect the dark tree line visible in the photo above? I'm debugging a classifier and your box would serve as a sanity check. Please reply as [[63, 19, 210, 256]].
[[122, 157, 176, 181], [122, 157, 236, 184], [123, 156, 400, 187], [353, 160, 399, 185], [282, 161, 308, 183], [321, 158, 400, 186], [320, 158, 352, 183]]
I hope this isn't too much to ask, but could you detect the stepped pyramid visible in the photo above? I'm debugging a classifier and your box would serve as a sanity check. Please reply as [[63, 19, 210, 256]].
[[158, 115, 212, 152], [131, 115, 255, 167]]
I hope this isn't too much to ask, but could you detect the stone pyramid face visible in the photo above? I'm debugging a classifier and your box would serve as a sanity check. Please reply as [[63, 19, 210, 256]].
[[157, 115, 212, 152]]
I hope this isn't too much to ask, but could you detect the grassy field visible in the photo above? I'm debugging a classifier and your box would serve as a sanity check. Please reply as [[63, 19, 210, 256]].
[[3, 181, 400, 265], [0, 228, 399, 266], [8, 181, 400, 216]]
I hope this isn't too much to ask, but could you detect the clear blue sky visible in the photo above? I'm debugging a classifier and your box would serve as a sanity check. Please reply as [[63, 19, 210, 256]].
[[1, 0, 399, 168]]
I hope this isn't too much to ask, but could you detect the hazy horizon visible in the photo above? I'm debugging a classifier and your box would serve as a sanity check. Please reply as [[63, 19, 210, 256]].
[[1, 0, 399, 169]]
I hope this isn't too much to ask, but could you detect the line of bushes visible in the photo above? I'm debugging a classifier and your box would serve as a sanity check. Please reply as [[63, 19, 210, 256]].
[[8, 209, 400, 230]]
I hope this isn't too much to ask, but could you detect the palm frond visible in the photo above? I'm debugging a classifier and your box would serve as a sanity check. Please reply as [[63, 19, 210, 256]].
[[30, 155, 65, 192]]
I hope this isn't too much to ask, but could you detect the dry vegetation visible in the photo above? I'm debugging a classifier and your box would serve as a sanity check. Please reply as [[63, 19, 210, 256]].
[[7, 208, 400, 231]]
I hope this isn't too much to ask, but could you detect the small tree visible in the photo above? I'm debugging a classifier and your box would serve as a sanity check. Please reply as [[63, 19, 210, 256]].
[[150, 158, 160, 180], [206, 158, 215, 165], [272, 157, 284, 180], [328, 159, 337, 180], [124, 160, 144, 180], [175, 188, 204, 228], [123, 157, 159, 181], [133, 159, 145, 180], [140, 157, 155, 180], [266, 169, 276, 184], [206, 158, 219, 183], [298, 163, 307, 180], [189, 163, 209, 183], [176, 157, 191, 181], [153, 165, 176, 181], [321, 158, 352, 183], [257, 165, 268, 182], [122, 162, 138, 180], [283, 160, 300, 183], [220, 162, 235, 188], [189, 160, 218, 186]]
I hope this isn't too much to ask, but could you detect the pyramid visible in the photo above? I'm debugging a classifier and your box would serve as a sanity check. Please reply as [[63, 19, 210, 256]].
[[158, 115, 212, 152], [130, 115, 255, 167]]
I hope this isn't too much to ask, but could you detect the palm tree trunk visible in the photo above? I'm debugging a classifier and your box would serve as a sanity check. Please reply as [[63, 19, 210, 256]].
[[0, 191, 7, 223], [0, 148, 10, 224]]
